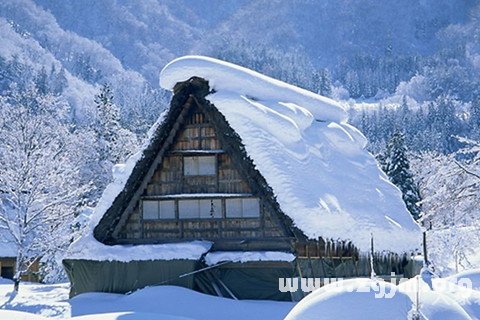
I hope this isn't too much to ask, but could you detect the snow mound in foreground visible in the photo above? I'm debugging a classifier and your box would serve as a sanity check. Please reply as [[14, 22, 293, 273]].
[[398, 273, 480, 320], [286, 273, 480, 320], [72, 311, 194, 320], [160, 55, 421, 253], [285, 278, 412, 320], [70, 285, 293, 320], [447, 269, 480, 291]]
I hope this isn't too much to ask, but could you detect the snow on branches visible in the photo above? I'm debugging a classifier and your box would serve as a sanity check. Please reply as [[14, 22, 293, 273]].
[[0, 85, 87, 290], [411, 138, 480, 274]]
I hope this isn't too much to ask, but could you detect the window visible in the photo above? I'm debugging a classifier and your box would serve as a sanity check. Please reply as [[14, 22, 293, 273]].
[[199, 199, 222, 218], [178, 200, 198, 219], [159, 201, 176, 219], [142, 197, 260, 220], [242, 198, 261, 217], [178, 199, 222, 219], [142, 200, 175, 219], [226, 198, 260, 218], [184, 156, 216, 176]]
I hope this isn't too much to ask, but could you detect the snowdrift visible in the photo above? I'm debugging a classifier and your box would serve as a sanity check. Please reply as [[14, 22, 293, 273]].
[[285, 278, 412, 320], [286, 270, 480, 320], [70, 285, 293, 320]]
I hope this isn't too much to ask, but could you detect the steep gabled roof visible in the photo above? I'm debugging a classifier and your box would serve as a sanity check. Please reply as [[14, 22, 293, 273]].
[[93, 76, 302, 244]]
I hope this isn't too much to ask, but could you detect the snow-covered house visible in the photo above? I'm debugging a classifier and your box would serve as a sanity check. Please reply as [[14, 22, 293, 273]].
[[0, 238, 17, 280], [64, 56, 422, 300], [0, 231, 39, 282]]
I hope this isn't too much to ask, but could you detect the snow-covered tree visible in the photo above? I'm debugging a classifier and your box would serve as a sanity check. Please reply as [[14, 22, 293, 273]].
[[410, 141, 480, 274], [93, 83, 137, 166], [312, 68, 332, 97], [382, 132, 422, 220], [0, 85, 86, 292]]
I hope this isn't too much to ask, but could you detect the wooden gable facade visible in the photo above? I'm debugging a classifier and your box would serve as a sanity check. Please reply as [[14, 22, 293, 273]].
[[94, 77, 301, 252]]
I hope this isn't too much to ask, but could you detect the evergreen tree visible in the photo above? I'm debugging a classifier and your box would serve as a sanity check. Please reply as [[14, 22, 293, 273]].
[[470, 96, 480, 139], [312, 68, 332, 97], [92, 83, 137, 185], [383, 132, 422, 220], [49, 65, 68, 96], [345, 70, 360, 98], [94, 83, 123, 163], [34, 66, 48, 95]]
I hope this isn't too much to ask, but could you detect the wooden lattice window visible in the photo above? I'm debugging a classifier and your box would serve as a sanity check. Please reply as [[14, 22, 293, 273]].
[[142, 200, 175, 220], [178, 199, 222, 219], [225, 198, 260, 218], [183, 156, 216, 176]]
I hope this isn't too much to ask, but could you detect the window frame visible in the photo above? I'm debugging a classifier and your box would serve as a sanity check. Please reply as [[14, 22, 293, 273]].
[[183, 155, 217, 176], [225, 197, 261, 218], [141, 196, 261, 221], [178, 198, 223, 219], [141, 199, 176, 220]]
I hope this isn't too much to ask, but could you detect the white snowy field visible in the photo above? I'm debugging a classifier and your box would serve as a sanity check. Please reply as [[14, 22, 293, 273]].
[[1, 270, 480, 319], [0, 281, 294, 319]]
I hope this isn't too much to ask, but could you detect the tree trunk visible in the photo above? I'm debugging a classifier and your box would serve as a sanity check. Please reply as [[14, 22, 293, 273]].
[[13, 277, 20, 293], [13, 252, 23, 294]]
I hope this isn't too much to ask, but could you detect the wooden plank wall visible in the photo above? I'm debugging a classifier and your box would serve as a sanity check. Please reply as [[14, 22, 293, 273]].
[[115, 103, 291, 249]]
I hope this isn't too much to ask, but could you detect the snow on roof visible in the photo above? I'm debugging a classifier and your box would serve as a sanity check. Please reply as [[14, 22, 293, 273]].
[[204, 251, 296, 266], [66, 238, 212, 262], [159, 55, 422, 253]]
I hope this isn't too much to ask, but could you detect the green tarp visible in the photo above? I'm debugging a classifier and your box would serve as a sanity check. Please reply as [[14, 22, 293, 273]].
[[63, 259, 198, 297], [64, 256, 421, 300], [195, 262, 295, 301]]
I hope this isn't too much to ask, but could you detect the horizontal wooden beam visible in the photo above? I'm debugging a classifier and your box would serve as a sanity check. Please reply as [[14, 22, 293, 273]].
[[142, 193, 253, 200], [169, 149, 225, 155], [113, 237, 295, 245]]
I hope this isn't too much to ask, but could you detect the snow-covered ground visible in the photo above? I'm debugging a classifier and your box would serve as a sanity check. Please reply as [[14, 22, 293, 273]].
[[286, 270, 480, 320], [0, 280, 294, 319], [2, 269, 480, 319]]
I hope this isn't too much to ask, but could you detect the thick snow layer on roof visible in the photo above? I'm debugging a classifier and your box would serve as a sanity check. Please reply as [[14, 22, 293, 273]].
[[66, 239, 212, 262], [204, 251, 295, 266], [160, 56, 422, 253]]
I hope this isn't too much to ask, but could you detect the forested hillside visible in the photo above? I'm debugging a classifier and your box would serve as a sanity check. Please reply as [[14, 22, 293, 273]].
[[0, 0, 479, 280]]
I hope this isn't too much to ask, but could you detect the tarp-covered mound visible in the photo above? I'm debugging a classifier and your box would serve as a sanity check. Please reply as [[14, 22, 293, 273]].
[[160, 55, 421, 253]]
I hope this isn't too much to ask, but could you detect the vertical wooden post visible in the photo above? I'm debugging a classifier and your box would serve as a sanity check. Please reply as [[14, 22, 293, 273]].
[[423, 230, 428, 265]]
